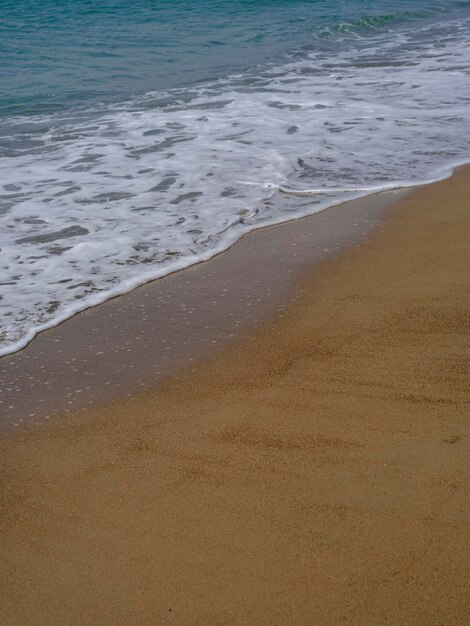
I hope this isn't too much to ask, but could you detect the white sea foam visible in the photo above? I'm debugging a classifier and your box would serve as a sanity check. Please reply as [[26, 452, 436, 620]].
[[1, 16, 469, 356]]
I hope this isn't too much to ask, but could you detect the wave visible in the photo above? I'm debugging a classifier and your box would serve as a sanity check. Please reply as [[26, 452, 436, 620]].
[[321, 1, 470, 36], [3, 0, 470, 118], [1, 9, 470, 357]]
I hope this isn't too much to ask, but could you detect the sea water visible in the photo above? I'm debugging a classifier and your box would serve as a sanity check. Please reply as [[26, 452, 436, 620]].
[[1, 0, 469, 356]]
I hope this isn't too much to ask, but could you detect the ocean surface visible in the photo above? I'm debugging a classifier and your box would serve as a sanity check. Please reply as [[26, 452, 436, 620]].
[[1, 0, 469, 356]]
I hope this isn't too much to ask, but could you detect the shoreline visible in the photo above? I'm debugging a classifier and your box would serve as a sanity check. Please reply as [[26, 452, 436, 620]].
[[2, 159, 468, 363], [0, 184, 407, 430], [1, 167, 469, 624]]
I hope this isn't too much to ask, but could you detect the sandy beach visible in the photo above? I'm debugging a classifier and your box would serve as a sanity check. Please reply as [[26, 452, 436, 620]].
[[1, 167, 469, 624], [0, 188, 402, 430]]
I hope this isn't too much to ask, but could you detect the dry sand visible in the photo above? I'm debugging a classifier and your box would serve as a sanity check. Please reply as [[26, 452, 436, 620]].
[[1, 168, 469, 625]]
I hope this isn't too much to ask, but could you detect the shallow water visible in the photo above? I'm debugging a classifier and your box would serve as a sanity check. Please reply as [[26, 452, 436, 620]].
[[1, 0, 470, 356]]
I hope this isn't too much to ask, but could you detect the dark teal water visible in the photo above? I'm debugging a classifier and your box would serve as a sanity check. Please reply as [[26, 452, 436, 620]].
[[1, 0, 470, 357], [1, 0, 469, 116]]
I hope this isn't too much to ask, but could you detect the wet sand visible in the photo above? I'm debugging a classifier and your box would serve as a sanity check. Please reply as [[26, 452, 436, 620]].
[[1, 168, 470, 625], [0, 189, 403, 430]]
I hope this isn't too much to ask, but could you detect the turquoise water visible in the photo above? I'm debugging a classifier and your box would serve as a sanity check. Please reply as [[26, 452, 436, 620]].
[[1, 0, 470, 355], [2, 0, 469, 116]]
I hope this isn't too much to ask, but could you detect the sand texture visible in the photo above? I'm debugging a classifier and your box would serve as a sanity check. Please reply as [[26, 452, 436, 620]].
[[1, 168, 469, 625]]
